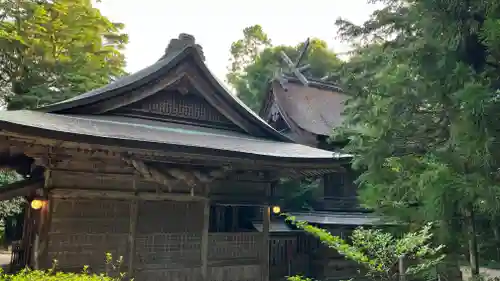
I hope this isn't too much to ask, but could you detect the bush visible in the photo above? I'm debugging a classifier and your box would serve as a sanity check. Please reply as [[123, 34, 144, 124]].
[[0, 269, 119, 281], [0, 253, 129, 281], [285, 215, 445, 281]]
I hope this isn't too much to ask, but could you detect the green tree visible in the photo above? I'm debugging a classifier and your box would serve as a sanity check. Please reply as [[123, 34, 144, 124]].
[[0, 0, 128, 109], [333, 0, 500, 278], [227, 24, 341, 111]]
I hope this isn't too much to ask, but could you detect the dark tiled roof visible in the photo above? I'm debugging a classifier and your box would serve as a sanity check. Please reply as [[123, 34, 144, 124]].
[[39, 45, 290, 142], [39, 49, 188, 111], [0, 110, 351, 161], [288, 211, 389, 226], [273, 81, 349, 136]]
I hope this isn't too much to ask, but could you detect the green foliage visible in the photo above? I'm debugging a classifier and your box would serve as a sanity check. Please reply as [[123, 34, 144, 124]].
[[227, 24, 341, 111], [278, 178, 320, 211], [287, 215, 444, 281], [330, 0, 500, 274], [0, 269, 119, 281], [287, 276, 315, 281], [0, 171, 24, 218], [0, 0, 128, 109], [0, 253, 128, 281]]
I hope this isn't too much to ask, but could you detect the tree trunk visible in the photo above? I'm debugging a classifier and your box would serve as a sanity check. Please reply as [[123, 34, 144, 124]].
[[466, 206, 479, 278], [437, 254, 463, 281], [491, 218, 500, 261], [436, 217, 463, 281]]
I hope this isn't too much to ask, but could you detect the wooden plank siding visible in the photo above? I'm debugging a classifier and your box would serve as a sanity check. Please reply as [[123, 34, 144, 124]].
[[45, 196, 267, 281]]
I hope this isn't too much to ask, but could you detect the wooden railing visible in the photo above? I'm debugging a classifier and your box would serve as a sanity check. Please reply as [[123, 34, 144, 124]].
[[270, 235, 310, 279], [9, 240, 25, 272], [208, 233, 261, 261], [207, 233, 262, 281]]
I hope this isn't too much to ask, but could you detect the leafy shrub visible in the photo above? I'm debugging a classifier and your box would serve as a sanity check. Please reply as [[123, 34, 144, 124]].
[[0, 253, 129, 281], [285, 215, 444, 281]]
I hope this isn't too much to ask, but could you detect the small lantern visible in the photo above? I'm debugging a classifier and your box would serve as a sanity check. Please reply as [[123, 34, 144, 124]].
[[272, 206, 281, 214], [30, 199, 44, 210]]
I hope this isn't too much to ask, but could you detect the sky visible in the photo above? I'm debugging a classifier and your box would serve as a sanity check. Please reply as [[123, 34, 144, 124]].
[[96, 0, 380, 82]]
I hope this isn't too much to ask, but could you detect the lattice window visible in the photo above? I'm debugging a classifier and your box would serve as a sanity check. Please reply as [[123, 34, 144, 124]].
[[125, 90, 233, 125]]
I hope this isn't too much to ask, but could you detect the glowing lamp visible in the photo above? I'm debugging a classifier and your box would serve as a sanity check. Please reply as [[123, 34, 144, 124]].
[[272, 206, 281, 214], [31, 199, 44, 210]]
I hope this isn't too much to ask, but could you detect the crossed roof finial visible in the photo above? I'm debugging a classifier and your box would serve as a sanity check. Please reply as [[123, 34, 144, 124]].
[[277, 38, 311, 86]]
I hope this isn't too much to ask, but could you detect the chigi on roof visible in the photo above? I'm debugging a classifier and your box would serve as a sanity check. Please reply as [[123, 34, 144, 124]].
[[259, 38, 350, 146]]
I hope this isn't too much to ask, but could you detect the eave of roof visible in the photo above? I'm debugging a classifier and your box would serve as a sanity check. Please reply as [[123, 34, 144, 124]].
[[252, 221, 297, 233], [0, 110, 352, 167], [288, 211, 393, 226]]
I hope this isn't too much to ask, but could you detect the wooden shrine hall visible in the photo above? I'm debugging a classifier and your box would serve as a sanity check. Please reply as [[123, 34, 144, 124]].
[[0, 33, 350, 281]]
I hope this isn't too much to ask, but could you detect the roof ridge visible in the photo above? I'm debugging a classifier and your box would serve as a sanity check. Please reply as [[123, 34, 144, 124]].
[[282, 75, 344, 93]]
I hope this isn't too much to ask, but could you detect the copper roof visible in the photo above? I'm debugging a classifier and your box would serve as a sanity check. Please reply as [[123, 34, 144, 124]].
[[272, 80, 349, 136], [0, 111, 351, 163]]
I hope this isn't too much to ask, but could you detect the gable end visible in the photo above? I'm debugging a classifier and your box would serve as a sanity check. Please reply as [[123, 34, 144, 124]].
[[113, 89, 239, 130]]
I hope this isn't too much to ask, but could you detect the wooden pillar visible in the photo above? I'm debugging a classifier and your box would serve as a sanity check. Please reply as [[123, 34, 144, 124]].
[[39, 193, 53, 268], [261, 206, 270, 281], [201, 199, 210, 281], [128, 180, 139, 280], [232, 207, 238, 231], [36, 168, 53, 269], [127, 199, 138, 279]]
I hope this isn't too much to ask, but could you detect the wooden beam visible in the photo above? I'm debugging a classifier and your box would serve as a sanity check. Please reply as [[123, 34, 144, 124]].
[[261, 206, 270, 281], [51, 188, 206, 201], [127, 158, 231, 191], [168, 168, 197, 187], [279, 51, 309, 86], [210, 195, 274, 206], [125, 158, 178, 191], [295, 38, 311, 68], [193, 167, 231, 183]]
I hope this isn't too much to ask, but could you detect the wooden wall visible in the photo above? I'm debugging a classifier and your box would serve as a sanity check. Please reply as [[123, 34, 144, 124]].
[[47, 198, 130, 272], [45, 195, 264, 281], [133, 201, 203, 281], [19, 149, 273, 281]]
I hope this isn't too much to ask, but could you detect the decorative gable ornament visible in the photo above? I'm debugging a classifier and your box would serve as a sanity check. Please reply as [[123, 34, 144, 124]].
[[275, 37, 311, 87]]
